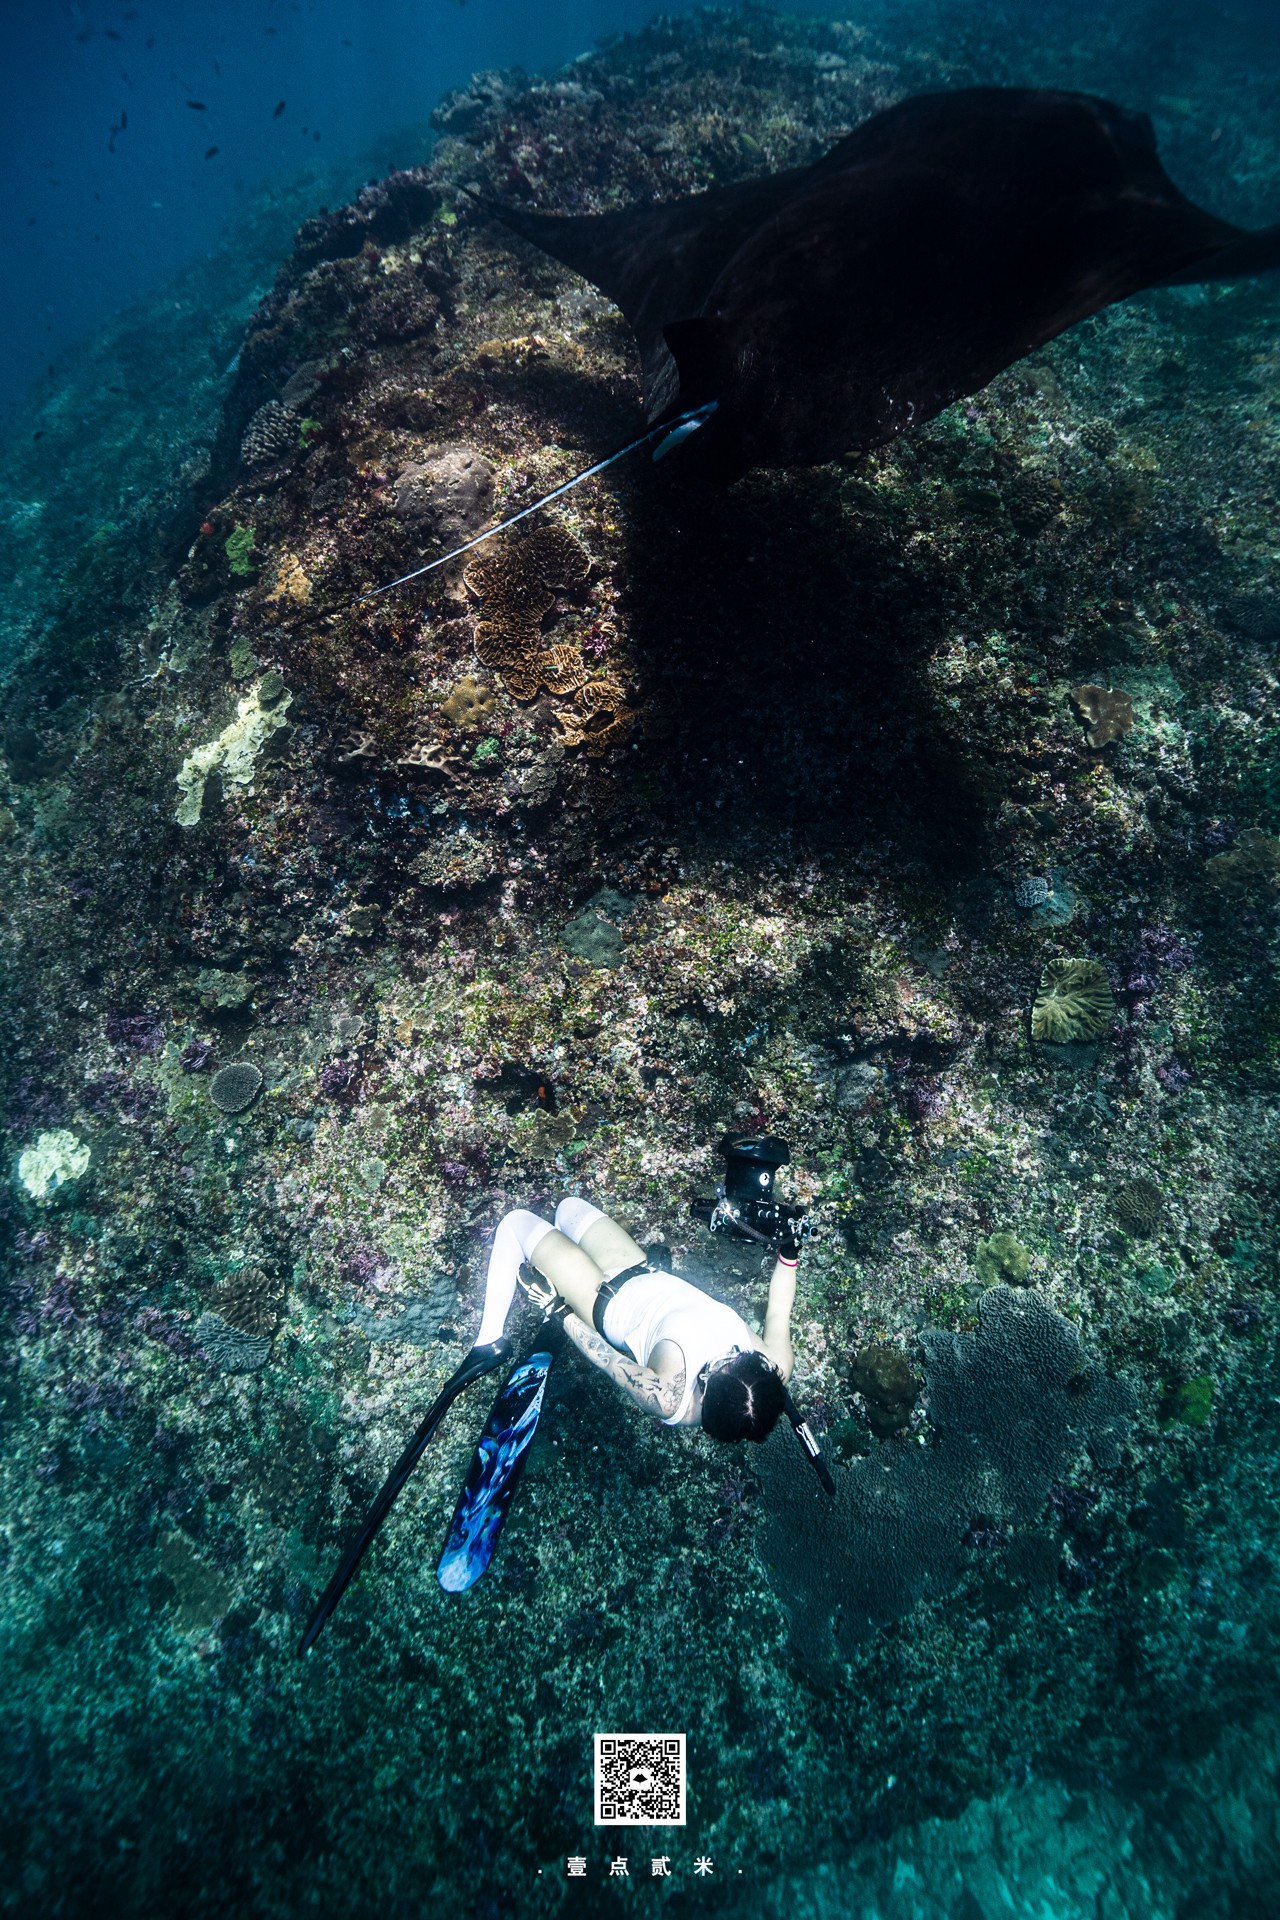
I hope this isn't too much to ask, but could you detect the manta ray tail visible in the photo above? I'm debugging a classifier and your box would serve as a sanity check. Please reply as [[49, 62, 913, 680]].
[[359, 404, 716, 602]]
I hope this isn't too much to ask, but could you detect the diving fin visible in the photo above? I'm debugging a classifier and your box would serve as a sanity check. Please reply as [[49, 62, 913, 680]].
[[298, 1337, 512, 1655], [437, 1316, 565, 1593]]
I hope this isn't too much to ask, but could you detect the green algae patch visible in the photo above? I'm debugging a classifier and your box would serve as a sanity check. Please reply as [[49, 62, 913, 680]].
[[175, 678, 292, 826], [224, 522, 258, 576], [1163, 1374, 1216, 1428]]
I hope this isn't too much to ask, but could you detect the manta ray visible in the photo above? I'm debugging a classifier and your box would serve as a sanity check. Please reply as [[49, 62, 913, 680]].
[[365, 86, 1279, 597], [497, 86, 1280, 483]]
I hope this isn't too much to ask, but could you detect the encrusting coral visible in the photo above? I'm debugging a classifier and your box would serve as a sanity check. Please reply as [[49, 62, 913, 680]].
[[174, 677, 292, 827], [849, 1345, 922, 1437], [440, 675, 496, 729], [975, 1230, 1032, 1286], [464, 522, 591, 701], [1031, 958, 1116, 1042], [1207, 829, 1280, 894]]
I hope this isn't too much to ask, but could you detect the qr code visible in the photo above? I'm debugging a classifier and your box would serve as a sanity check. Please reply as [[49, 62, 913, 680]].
[[594, 1733, 686, 1826]]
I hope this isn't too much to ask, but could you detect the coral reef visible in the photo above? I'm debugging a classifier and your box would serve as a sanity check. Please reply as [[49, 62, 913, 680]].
[[208, 1062, 263, 1113], [5, 4, 1280, 1913], [1071, 681, 1135, 747], [1031, 958, 1116, 1042]]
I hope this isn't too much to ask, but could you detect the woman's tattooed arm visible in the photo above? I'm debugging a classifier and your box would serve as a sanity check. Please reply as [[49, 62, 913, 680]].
[[561, 1312, 686, 1421]]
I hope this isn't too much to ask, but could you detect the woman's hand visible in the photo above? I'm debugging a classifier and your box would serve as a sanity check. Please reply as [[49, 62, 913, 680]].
[[518, 1270, 560, 1312]]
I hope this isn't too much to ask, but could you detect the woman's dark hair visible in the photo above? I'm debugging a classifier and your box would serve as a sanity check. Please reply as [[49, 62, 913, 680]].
[[700, 1350, 785, 1443]]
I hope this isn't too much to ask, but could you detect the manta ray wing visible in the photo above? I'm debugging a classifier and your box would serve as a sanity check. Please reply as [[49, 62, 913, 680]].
[[498, 87, 1279, 482], [495, 167, 811, 418]]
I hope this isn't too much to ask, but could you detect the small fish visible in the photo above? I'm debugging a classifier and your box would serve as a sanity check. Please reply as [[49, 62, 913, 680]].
[[273, 99, 286, 118], [204, 146, 219, 160], [105, 28, 121, 40], [186, 99, 206, 111]]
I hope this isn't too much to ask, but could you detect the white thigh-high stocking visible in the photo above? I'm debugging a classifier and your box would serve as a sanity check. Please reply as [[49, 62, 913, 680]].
[[475, 1208, 556, 1345], [553, 1196, 607, 1247]]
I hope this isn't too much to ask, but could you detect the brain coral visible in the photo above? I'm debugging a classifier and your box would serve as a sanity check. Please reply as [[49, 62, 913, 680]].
[[1031, 959, 1115, 1042], [755, 1285, 1135, 1661], [208, 1265, 285, 1339], [1111, 1177, 1163, 1238], [196, 1311, 273, 1373], [464, 522, 590, 702]]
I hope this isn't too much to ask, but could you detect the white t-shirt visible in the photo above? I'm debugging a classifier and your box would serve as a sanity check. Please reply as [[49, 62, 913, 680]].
[[600, 1270, 756, 1425]]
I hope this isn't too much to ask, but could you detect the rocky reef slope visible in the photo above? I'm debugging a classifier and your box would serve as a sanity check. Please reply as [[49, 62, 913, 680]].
[[2, 6, 1280, 1916]]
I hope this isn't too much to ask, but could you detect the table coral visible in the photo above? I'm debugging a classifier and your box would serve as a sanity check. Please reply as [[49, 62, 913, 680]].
[[209, 1061, 263, 1113]]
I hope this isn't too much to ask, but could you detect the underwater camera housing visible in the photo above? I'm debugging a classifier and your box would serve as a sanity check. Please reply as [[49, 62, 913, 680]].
[[691, 1134, 815, 1251]]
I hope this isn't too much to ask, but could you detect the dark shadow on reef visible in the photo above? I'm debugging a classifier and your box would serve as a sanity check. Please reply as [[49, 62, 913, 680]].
[[619, 456, 990, 870]]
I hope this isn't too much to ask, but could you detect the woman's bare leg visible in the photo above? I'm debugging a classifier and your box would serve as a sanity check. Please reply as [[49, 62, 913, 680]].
[[555, 1197, 648, 1281], [528, 1229, 611, 1326]]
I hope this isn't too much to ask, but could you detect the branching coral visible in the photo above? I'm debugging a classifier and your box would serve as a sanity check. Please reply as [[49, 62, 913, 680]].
[[240, 401, 297, 470], [1031, 958, 1115, 1042]]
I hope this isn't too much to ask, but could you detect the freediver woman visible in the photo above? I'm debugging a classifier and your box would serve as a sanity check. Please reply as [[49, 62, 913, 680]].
[[475, 1194, 799, 1441]]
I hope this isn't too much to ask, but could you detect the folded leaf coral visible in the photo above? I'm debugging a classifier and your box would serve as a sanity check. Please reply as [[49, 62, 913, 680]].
[[1031, 959, 1115, 1042]]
